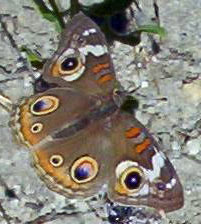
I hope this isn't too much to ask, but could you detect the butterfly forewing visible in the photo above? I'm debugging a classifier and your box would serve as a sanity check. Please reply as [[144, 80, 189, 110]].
[[38, 13, 116, 96], [10, 88, 101, 147]]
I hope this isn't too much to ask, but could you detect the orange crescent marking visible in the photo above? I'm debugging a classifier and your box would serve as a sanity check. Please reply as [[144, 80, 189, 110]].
[[92, 63, 110, 74], [115, 183, 129, 195], [97, 74, 114, 84], [20, 100, 40, 146], [51, 63, 61, 77], [135, 138, 151, 154], [125, 127, 141, 138]]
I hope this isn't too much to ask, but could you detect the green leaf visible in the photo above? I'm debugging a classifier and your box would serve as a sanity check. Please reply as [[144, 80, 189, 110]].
[[136, 25, 167, 38], [20, 46, 45, 69], [31, 0, 63, 32]]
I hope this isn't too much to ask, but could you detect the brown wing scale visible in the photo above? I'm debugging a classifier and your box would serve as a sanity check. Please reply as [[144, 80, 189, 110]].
[[106, 111, 184, 213], [36, 13, 117, 96]]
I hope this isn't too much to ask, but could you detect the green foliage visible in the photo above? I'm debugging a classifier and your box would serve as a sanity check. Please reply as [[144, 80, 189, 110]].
[[31, 0, 64, 32], [136, 25, 167, 38], [30, 0, 167, 41], [20, 46, 45, 69]]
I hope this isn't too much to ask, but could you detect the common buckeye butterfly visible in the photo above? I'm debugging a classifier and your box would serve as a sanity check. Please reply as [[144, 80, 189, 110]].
[[0, 12, 183, 214]]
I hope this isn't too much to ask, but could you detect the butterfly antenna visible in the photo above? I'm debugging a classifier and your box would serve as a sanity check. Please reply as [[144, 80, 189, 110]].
[[0, 92, 13, 112]]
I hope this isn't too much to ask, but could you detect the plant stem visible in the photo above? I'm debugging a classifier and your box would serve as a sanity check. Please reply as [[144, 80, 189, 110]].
[[48, 0, 65, 28]]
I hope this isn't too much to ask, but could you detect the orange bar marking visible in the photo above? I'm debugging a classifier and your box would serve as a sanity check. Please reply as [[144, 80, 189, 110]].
[[125, 127, 141, 138], [135, 138, 151, 154], [92, 63, 110, 74], [97, 74, 113, 84]]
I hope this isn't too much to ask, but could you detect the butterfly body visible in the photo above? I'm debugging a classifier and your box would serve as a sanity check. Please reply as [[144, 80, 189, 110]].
[[5, 12, 183, 214]]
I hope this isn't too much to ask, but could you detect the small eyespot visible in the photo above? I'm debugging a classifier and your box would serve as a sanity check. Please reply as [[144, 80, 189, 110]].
[[31, 123, 43, 133], [30, 96, 59, 115], [120, 167, 143, 192], [71, 156, 98, 184], [155, 180, 166, 191], [50, 155, 64, 167]]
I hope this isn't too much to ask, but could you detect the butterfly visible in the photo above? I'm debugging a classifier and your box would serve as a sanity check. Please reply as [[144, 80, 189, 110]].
[[1, 12, 183, 214]]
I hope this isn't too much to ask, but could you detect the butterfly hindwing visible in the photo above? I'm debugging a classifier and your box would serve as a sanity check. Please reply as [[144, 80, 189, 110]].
[[30, 95, 118, 198], [106, 111, 184, 212]]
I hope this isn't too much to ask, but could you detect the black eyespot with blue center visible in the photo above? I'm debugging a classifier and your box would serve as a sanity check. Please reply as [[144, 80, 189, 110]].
[[124, 171, 142, 190], [71, 156, 98, 184], [74, 164, 91, 181], [33, 100, 46, 112], [31, 96, 59, 115], [156, 182, 166, 191], [61, 57, 79, 72]]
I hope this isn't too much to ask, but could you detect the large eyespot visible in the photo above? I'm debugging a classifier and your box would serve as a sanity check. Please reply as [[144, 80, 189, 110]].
[[51, 49, 86, 82], [31, 122, 43, 133], [58, 57, 85, 82], [60, 57, 80, 73], [50, 155, 64, 167], [70, 156, 98, 184], [30, 96, 59, 115], [120, 167, 144, 192]]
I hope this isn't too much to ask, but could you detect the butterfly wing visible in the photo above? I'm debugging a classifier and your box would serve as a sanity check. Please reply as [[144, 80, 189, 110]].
[[10, 87, 103, 147], [107, 111, 184, 213], [36, 12, 116, 96], [11, 87, 183, 210], [31, 117, 114, 198], [11, 87, 119, 198]]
